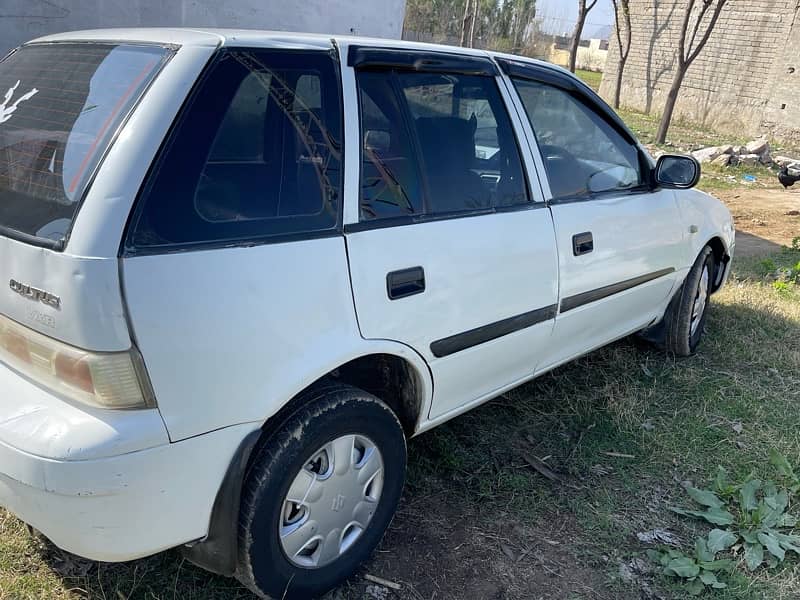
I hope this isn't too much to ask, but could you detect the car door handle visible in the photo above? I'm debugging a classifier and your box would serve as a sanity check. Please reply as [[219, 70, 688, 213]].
[[572, 232, 594, 256], [387, 267, 425, 300]]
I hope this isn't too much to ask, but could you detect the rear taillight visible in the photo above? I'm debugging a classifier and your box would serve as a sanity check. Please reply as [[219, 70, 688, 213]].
[[0, 313, 155, 409]]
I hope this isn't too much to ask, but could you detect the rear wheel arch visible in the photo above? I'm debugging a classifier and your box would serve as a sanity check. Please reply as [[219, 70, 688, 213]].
[[182, 351, 427, 575]]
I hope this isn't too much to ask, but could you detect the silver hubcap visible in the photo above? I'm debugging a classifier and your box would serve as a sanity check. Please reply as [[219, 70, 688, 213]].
[[279, 435, 384, 568], [690, 265, 710, 336]]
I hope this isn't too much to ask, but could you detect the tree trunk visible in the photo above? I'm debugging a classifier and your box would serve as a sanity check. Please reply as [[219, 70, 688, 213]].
[[612, 54, 628, 109], [469, 0, 478, 48], [460, 0, 471, 47], [568, 11, 586, 73], [655, 68, 686, 144]]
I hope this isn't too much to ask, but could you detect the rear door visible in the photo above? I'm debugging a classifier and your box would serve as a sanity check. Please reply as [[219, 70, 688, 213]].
[[502, 62, 685, 370], [121, 47, 360, 441], [343, 48, 559, 421]]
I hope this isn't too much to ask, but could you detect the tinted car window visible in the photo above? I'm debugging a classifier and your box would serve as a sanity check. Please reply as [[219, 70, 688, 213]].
[[512, 79, 642, 200], [0, 43, 171, 246], [129, 50, 342, 250], [356, 69, 529, 221], [357, 71, 424, 219]]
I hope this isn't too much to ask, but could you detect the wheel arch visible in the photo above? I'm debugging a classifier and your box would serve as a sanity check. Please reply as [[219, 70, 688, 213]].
[[182, 344, 432, 576], [703, 235, 731, 293]]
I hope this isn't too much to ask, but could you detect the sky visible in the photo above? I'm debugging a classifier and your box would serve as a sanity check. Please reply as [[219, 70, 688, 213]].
[[536, 0, 615, 37]]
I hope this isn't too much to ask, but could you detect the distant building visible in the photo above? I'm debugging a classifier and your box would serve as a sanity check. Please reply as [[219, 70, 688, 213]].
[[547, 36, 609, 72], [0, 0, 406, 56], [600, 0, 800, 143]]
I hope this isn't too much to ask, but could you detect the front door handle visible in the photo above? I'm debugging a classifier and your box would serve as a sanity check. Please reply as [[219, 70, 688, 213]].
[[387, 266, 425, 300], [572, 232, 594, 256]]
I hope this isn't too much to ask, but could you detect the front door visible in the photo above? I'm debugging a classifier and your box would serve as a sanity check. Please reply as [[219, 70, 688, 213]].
[[504, 67, 686, 370], [343, 49, 559, 420]]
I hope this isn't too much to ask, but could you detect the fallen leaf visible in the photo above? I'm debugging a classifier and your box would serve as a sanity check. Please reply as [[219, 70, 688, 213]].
[[364, 574, 401, 590], [637, 529, 680, 546], [501, 543, 517, 560], [603, 451, 636, 459], [522, 453, 563, 481]]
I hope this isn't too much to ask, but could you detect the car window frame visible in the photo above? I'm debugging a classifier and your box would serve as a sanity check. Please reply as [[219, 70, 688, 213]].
[[345, 47, 540, 233], [122, 46, 345, 257], [497, 58, 655, 205]]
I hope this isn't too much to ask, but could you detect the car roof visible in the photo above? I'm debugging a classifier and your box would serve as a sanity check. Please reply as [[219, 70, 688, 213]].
[[26, 27, 571, 76]]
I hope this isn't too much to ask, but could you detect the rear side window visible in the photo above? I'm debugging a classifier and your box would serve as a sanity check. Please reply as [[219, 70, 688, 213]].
[[511, 79, 643, 200], [0, 43, 171, 247], [356, 70, 529, 221], [129, 49, 343, 251]]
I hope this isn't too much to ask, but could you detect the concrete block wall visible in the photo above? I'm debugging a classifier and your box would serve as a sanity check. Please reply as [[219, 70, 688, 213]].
[[599, 0, 800, 143], [0, 0, 406, 57]]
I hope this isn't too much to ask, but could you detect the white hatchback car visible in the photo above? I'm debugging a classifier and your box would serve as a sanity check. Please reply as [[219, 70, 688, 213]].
[[0, 29, 733, 598]]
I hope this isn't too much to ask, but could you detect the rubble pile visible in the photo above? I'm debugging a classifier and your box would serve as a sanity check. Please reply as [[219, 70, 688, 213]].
[[690, 137, 800, 171]]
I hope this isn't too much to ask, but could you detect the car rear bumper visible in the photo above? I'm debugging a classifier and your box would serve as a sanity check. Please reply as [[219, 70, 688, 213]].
[[0, 361, 258, 562]]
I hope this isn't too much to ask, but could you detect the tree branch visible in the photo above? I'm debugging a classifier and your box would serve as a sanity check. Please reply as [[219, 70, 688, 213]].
[[677, 0, 696, 67], [686, 0, 728, 65], [686, 0, 713, 62]]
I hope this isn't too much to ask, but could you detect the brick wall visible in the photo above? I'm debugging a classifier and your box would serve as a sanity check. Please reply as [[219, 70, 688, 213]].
[[599, 0, 800, 143]]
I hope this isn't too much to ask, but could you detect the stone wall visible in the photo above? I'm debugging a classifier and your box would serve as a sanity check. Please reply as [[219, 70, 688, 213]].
[[0, 0, 406, 57], [599, 0, 800, 143]]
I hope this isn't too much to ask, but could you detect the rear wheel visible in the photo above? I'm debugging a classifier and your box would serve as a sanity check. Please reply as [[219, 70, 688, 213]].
[[236, 384, 406, 599], [665, 246, 716, 356]]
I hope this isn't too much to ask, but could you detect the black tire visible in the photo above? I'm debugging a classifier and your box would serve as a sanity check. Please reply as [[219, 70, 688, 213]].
[[236, 383, 406, 599], [665, 246, 716, 356]]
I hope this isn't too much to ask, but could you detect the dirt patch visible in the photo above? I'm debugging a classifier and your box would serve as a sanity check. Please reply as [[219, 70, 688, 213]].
[[713, 188, 800, 258], [335, 479, 635, 600]]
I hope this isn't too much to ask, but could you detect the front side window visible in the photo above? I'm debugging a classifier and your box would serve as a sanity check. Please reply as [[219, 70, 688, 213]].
[[357, 69, 529, 221], [0, 43, 171, 246], [511, 79, 643, 200], [129, 49, 342, 250]]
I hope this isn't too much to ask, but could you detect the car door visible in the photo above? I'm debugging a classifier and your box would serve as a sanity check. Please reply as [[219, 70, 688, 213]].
[[121, 47, 361, 441], [342, 47, 559, 421], [501, 61, 686, 371]]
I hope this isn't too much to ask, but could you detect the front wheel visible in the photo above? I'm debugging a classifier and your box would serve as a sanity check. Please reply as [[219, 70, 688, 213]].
[[236, 383, 406, 599], [665, 246, 716, 356]]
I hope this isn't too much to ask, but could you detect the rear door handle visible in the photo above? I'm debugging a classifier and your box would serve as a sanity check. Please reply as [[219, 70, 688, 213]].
[[572, 232, 594, 256], [387, 267, 425, 300]]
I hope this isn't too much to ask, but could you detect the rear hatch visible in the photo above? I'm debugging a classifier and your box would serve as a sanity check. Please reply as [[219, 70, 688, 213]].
[[0, 41, 171, 350], [0, 41, 174, 411]]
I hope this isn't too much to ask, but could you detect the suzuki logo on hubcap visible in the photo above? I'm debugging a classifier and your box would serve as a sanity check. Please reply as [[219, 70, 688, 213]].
[[331, 494, 346, 512]]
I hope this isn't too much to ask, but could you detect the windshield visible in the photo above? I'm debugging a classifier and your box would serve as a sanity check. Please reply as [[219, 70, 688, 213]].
[[0, 43, 172, 248]]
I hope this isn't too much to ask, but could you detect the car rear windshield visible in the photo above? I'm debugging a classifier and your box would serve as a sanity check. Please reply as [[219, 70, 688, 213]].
[[0, 42, 172, 248]]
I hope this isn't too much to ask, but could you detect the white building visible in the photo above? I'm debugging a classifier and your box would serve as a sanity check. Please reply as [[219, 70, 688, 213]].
[[0, 0, 407, 56]]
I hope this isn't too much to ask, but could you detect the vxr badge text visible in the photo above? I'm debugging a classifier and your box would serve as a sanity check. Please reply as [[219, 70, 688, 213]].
[[9, 279, 60, 309]]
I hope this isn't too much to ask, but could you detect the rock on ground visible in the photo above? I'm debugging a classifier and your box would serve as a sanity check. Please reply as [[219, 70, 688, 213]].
[[712, 153, 731, 166], [745, 138, 769, 155], [691, 146, 723, 163]]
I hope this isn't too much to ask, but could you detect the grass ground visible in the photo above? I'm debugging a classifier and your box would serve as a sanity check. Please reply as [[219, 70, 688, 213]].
[[0, 99, 799, 599], [576, 69, 602, 92]]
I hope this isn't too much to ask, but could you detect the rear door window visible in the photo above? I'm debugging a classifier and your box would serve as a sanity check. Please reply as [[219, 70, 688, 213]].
[[128, 49, 343, 251], [356, 69, 529, 221], [0, 43, 172, 246]]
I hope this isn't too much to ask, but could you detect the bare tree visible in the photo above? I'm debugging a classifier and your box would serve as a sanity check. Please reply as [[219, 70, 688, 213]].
[[655, 0, 730, 143], [469, 0, 479, 47], [610, 0, 632, 109], [460, 0, 481, 47], [568, 0, 598, 73]]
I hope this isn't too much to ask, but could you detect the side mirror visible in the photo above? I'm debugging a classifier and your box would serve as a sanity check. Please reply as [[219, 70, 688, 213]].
[[654, 154, 701, 189]]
